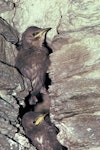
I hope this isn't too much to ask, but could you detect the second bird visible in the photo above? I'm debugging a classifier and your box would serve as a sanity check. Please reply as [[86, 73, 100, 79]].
[[15, 26, 51, 104]]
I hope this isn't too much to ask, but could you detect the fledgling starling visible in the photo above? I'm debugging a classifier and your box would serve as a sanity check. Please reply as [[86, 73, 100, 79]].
[[22, 111, 67, 150], [15, 26, 51, 104]]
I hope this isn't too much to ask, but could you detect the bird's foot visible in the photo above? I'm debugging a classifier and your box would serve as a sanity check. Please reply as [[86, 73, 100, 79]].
[[40, 87, 48, 95], [29, 96, 38, 105], [34, 89, 50, 113]]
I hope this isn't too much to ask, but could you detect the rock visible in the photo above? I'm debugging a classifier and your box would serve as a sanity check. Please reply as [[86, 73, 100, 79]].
[[0, 17, 19, 44], [0, 17, 36, 150], [49, 25, 100, 149], [0, 61, 24, 94], [0, 36, 17, 66], [0, 0, 14, 13], [0, 133, 36, 150], [1, 0, 70, 39], [0, 63, 35, 149]]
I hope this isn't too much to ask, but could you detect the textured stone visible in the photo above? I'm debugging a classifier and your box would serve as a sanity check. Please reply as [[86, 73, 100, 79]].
[[0, 0, 14, 13], [1, 0, 100, 39], [49, 25, 100, 149], [1, 0, 69, 39], [0, 61, 24, 93], [0, 36, 17, 66], [0, 17, 18, 44]]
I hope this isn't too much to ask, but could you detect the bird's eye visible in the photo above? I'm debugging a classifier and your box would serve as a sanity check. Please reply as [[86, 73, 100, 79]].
[[32, 33, 37, 36], [33, 120, 36, 124]]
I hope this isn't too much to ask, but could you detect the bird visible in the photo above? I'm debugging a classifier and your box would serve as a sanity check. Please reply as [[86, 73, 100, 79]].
[[15, 26, 51, 105], [22, 111, 67, 150]]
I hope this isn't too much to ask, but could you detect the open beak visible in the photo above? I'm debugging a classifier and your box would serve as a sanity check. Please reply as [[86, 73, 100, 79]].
[[34, 28, 51, 38]]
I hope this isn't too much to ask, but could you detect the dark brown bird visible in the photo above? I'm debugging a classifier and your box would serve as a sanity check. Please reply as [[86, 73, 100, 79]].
[[15, 26, 51, 104], [22, 111, 67, 150]]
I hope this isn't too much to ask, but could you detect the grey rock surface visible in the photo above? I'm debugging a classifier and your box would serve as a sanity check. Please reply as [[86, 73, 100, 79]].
[[0, 0, 14, 13], [49, 25, 100, 149], [0, 17, 18, 44], [0, 17, 35, 150]]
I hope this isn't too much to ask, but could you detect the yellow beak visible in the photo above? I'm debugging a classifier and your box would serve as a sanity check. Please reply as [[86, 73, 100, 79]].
[[34, 28, 51, 38], [35, 114, 47, 125]]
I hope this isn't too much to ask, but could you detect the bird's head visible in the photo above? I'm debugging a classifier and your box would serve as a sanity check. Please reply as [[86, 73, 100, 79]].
[[22, 111, 48, 131], [22, 26, 51, 48]]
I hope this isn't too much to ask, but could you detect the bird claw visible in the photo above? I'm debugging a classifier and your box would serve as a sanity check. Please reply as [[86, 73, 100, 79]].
[[29, 96, 38, 105], [40, 87, 48, 95]]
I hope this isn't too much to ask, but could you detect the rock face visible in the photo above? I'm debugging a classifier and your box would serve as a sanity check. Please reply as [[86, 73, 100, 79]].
[[0, 0, 14, 13], [0, 0, 100, 150], [49, 26, 100, 149], [0, 18, 35, 149]]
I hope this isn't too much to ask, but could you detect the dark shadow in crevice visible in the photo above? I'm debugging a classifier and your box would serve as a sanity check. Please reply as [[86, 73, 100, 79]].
[[44, 41, 52, 54], [62, 146, 68, 150], [19, 93, 34, 118], [45, 73, 52, 90]]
